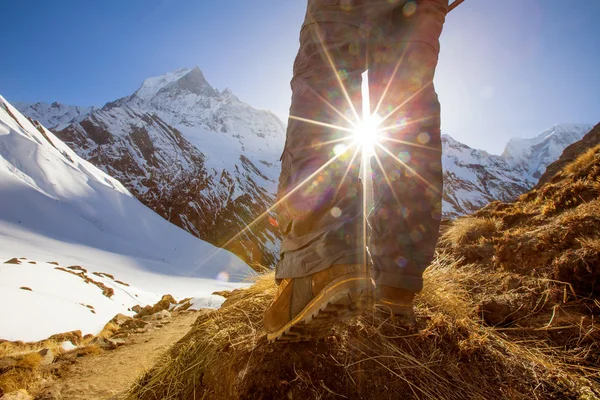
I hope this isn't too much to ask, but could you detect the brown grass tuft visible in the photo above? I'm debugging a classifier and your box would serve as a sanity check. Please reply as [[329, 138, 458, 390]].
[[442, 217, 502, 247], [565, 144, 600, 176], [75, 344, 103, 357], [16, 353, 43, 370], [96, 322, 120, 340], [0, 368, 38, 396]]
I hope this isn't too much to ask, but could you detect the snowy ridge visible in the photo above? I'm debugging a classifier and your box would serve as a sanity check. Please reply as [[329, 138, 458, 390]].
[[441, 123, 593, 217], [13, 101, 96, 131], [441, 135, 530, 218], [503, 123, 594, 182], [0, 95, 249, 341]]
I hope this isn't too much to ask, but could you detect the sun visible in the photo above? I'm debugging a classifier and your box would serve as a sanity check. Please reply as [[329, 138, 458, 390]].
[[353, 114, 381, 156]]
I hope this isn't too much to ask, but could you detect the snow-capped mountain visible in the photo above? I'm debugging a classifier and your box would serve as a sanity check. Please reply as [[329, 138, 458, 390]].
[[441, 135, 531, 218], [0, 95, 248, 341], [536, 122, 600, 188], [441, 123, 594, 218], [14, 101, 96, 131], [54, 67, 285, 267], [503, 123, 593, 183]]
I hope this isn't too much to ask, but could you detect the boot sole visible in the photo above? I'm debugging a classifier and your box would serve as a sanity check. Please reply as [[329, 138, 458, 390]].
[[267, 276, 372, 343]]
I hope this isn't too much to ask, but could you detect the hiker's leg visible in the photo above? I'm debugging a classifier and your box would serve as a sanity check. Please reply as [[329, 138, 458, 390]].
[[368, 0, 447, 293], [275, 1, 368, 280]]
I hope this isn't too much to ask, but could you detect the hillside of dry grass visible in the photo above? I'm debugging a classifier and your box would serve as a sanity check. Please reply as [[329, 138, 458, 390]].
[[124, 137, 600, 400], [536, 122, 600, 188], [443, 142, 600, 300], [125, 263, 598, 400]]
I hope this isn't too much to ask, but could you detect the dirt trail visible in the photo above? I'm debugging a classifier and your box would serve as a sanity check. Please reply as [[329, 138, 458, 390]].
[[40, 312, 198, 400]]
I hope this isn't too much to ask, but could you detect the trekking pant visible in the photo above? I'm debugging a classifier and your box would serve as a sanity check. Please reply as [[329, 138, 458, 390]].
[[275, 0, 446, 293]]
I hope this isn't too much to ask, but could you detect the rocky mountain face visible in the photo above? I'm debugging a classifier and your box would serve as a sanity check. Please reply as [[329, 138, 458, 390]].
[[53, 67, 286, 268], [442, 123, 593, 218], [14, 101, 96, 131], [441, 135, 531, 218]]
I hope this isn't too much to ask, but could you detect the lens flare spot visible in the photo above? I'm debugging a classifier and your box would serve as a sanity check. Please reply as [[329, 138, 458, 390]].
[[216, 271, 230, 282], [331, 207, 342, 218], [395, 256, 408, 268], [333, 143, 348, 156], [397, 151, 411, 163], [417, 132, 430, 144], [403, 1, 417, 17]]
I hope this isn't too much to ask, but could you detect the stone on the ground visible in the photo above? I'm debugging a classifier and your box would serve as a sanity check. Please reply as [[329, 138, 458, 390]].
[[110, 313, 132, 326], [110, 338, 126, 346], [90, 337, 117, 350], [152, 310, 171, 321], [134, 294, 177, 318], [38, 348, 54, 365], [120, 318, 148, 331], [134, 305, 154, 319]]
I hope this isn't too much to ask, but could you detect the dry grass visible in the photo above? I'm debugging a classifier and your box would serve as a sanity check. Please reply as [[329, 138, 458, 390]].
[[125, 256, 600, 400], [442, 144, 600, 300], [74, 344, 103, 357], [441, 217, 502, 247], [565, 145, 600, 176], [0, 330, 108, 397], [0, 351, 47, 396], [0, 339, 62, 360], [16, 353, 43, 370], [0, 368, 39, 395], [97, 322, 121, 340]]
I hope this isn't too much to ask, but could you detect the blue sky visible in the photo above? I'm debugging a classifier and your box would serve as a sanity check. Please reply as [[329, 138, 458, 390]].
[[2, 0, 599, 154]]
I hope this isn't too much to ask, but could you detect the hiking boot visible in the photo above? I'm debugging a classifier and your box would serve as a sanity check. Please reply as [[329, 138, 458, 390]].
[[264, 264, 373, 342], [374, 285, 415, 322]]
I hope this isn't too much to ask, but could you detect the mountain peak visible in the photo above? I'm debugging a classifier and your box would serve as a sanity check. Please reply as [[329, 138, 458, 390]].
[[133, 67, 218, 101], [221, 87, 239, 101], [175, 67, 218, 97], [502, 123, 594, 181]]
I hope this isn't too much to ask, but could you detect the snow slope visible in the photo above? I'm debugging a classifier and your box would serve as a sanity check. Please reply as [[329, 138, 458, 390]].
[[0, 96, 250, 342]]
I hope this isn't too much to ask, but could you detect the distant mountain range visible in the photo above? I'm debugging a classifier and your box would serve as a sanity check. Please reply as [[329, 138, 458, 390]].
[[14, 67, 594, 264], [17, 67, 285, 268]]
